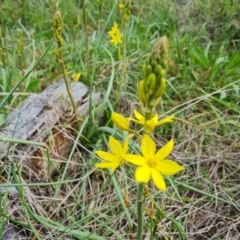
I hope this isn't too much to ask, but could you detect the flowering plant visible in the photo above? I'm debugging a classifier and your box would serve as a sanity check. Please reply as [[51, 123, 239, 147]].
[[108, 22, 122, 46], [96, 35, 185, 239]]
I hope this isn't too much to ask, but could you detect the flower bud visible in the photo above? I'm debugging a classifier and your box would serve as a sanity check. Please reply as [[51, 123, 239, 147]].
[[154, 65, 162, 76], [146, 73, 156, 92], [138, 80, 147, 104], [145, 65, 153, 79], [111, 112, 130, 131], [153, 78, 166, 99]]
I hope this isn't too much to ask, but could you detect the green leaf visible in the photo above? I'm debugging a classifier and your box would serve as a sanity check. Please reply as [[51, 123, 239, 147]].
[[25, 79, 40, 92]]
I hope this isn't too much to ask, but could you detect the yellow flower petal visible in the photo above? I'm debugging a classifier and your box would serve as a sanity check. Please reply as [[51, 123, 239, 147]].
[[110, 37, 122, 46], [133, 110, 145, 125], [71, 72, 81, 82], [109, 136, 123, 157], [152, 113, 158, 124], [127, 117, 141, 125], [123, 154, 146, 166], [156, 115, 174, 126], [118, 3, 124, 9], [135, 166, 151, 183], [141, 134, 156, 159], [151, 168, 166, 191], [155, 139, 174, 162], [108, 22, 119, 35], [95, 151, 120, 162], [108, 32, 115, 38], [156, 160, 185, 176], [95, 162, 120, 170], [111, 112, 130, 131]]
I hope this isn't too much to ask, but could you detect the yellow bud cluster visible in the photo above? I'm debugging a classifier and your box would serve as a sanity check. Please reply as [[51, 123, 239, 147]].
[[138, 36, 168, 109], [53, 11, 63, 48]]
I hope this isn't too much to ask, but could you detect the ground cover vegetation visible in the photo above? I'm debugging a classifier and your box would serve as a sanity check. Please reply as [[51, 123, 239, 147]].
[[0, 0, 240, 239]]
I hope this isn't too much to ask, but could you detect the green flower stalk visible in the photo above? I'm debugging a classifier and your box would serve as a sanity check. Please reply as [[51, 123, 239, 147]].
[[53, 10, 81, 130], [133, 36, 171, 239], [53, 11, 63, 48]]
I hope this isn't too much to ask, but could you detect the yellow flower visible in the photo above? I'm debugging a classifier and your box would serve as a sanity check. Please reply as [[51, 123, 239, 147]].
[[111, 112, 130, 131], [108, 22, 119, 36], [118, 3, 124, 9], [128, 110, 174, 134], [123, 135, 184, 191], [108, 22, 122, 46], [71, 72, 81, 82], [95, 136, 129, 172]]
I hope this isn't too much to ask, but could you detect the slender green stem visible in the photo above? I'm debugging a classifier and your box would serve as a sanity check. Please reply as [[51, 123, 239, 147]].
[[137, 183, 144, 240], [137, 85, 154, 239], [137, 48, 153, 240]]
